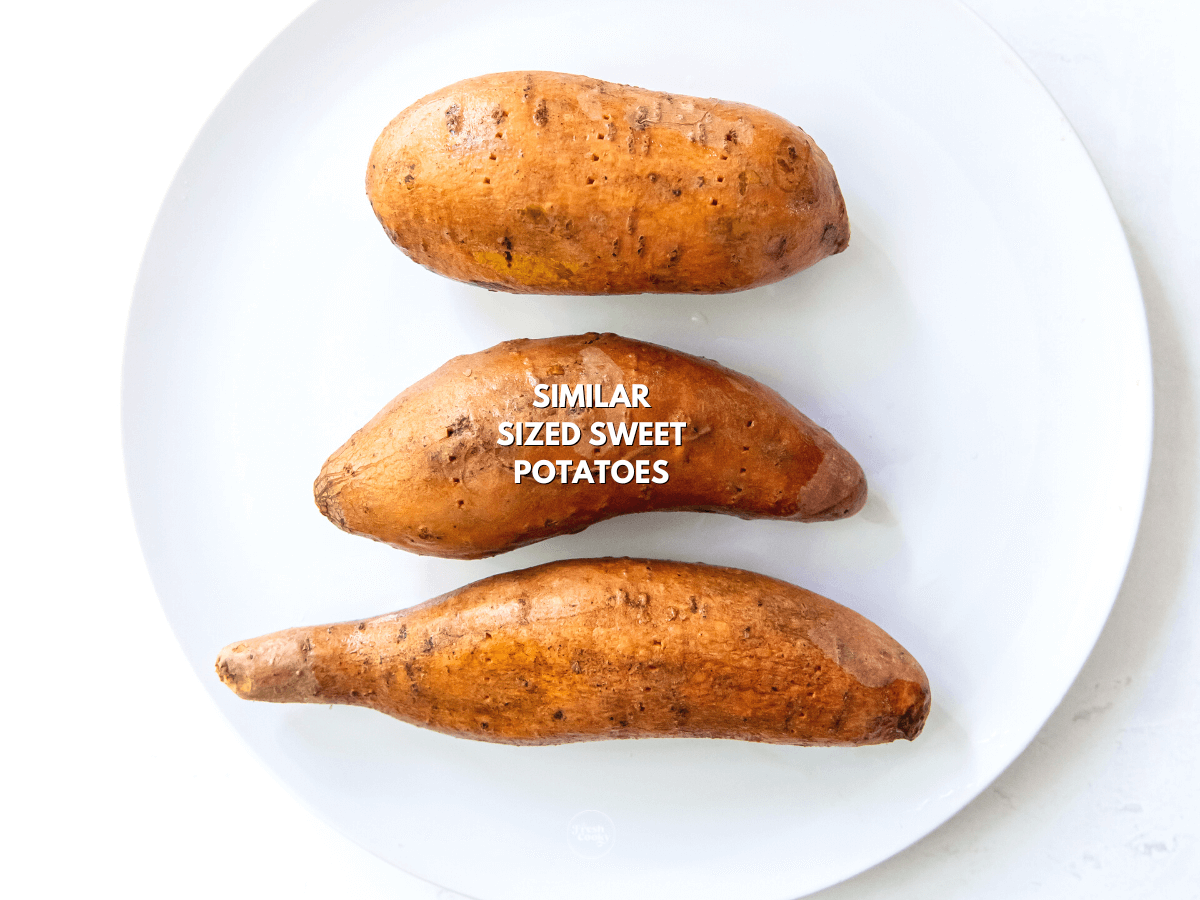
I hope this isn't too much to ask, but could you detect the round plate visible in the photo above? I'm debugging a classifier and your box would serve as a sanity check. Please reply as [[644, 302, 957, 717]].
[[123, 0, 1150, 897]]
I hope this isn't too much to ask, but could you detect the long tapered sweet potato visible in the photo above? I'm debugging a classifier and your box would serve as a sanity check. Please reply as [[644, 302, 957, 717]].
[[367, 71, 849, 294], [216, 558, 929, 746], [314, 333, 866, 559]]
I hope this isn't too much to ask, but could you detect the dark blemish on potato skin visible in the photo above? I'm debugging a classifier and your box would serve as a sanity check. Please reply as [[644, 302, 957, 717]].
[[822, 222, 845, 249], [533, 100, 549, 126], [445, 104, 462, 135], [522, 205, 548, 225], [445, 415, 471, 437]]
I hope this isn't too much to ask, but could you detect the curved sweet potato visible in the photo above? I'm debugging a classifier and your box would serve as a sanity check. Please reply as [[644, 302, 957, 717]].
[[314, 333, 866, 559], [216, 558, 928, 747]]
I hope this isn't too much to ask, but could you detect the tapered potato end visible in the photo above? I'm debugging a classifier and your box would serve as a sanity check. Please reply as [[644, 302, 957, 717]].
[[215, 630, 320, 703], [807, 468, 868, 522], [313, 470, 351, 533], [798, 440, 868, 522], [890, 678, 932, 741]]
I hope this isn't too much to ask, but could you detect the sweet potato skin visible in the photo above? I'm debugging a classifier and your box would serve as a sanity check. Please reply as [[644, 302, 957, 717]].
[[216, 558, 929, 747], [367, 71, 849, 294], [314, 333, 866, 559]]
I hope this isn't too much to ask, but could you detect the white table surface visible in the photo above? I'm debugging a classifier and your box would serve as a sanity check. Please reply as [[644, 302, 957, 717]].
[[2, 1, 1196, 896]]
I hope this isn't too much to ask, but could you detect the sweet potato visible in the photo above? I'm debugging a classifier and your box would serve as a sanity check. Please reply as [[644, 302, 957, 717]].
[[367, 71, 849, 294], [314, 333, 866, 559], [216, 558, 929, 746]]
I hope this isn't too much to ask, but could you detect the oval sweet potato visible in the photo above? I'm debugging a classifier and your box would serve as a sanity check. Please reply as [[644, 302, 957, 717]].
[[216, 558, 929, 747], [367, 71, 849, 294], [314, 333, 866, 559]]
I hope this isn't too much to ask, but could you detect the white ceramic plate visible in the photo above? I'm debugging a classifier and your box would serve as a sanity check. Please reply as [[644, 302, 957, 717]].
[[123, 1, 1151, 897]]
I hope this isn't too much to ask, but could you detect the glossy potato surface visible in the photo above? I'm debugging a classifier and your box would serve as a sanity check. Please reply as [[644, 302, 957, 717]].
[[217, 558, 929, 747], [314, 333, 867, 559], [367, 71, 849, 294]]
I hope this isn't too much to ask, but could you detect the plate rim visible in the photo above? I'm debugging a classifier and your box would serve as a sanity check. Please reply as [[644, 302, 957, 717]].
[[121, 0, 1153, 896]]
